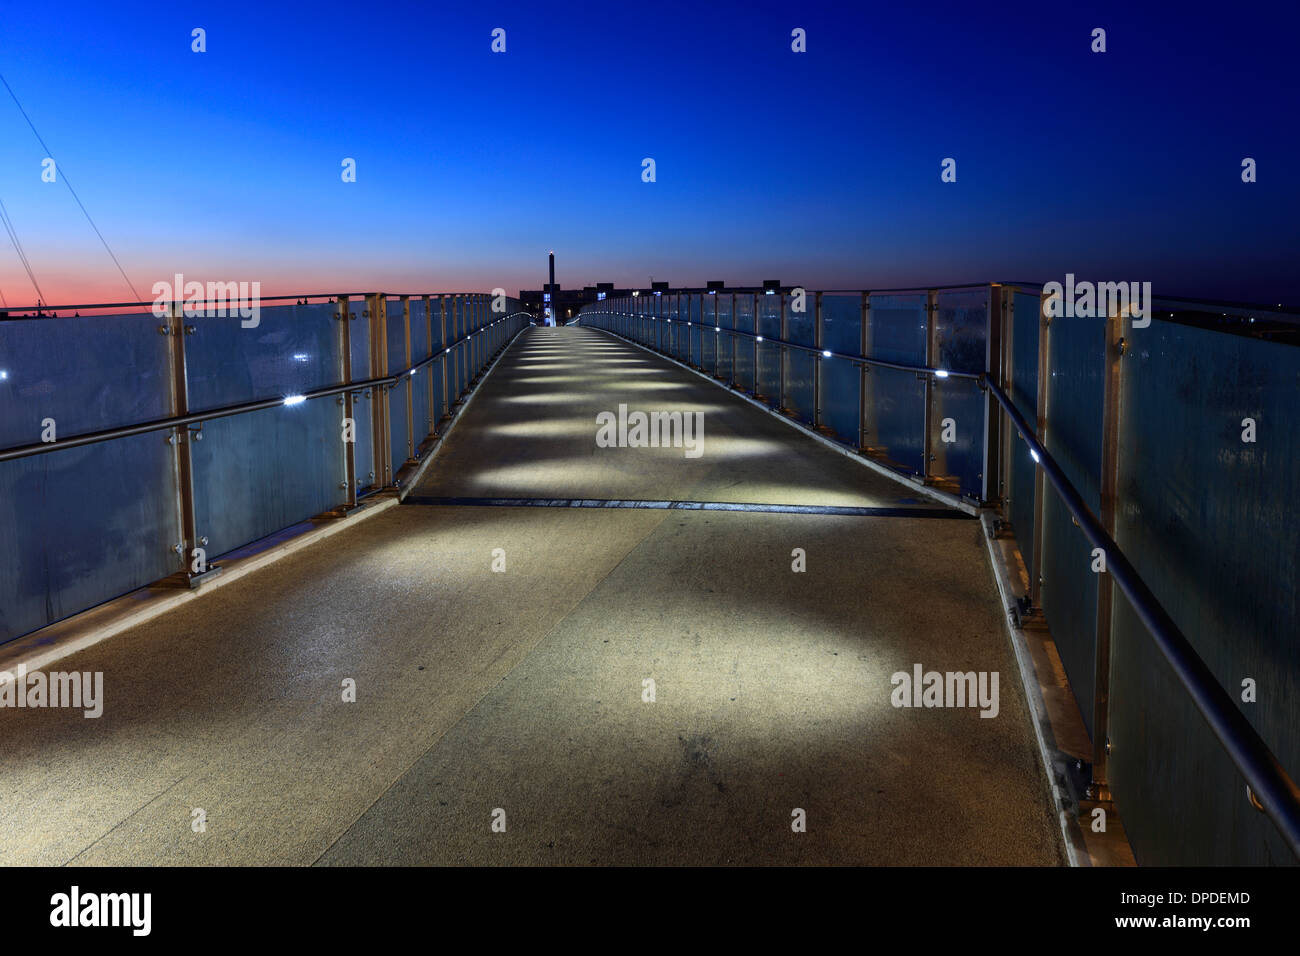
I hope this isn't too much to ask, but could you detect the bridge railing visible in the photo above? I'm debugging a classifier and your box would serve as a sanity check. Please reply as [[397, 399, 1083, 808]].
[[579, 284, 1300, 865], [0, 293, 532, 645]]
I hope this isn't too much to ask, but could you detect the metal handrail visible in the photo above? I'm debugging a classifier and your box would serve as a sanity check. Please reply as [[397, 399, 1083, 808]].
[[578, 308, 980, 380], [0, 291, 505, 318], [583, 285, 1299, 314], [982, 376, 1300, 859], [0, 311, 534, 462]]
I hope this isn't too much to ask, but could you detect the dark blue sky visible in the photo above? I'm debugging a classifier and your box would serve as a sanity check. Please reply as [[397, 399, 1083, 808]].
[[1, 0, 1297, 304]]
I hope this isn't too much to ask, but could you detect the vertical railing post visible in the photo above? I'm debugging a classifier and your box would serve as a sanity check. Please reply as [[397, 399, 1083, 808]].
[[475, 294, 483, 373], [164, 299, 215, 585], [423, 294, 433, 441], [669, 297, 674, 357], [813, 290, 824, 429], [859, 292, 871, 453], [727, 292, 736, 383], [983, 283, 1006, 506], [337, 294, 358, 510], [779, 291, 788, 413], [366, 293, 392, 488], [1030, 289, 1051, 609], [438, 295, 448, 425], [462, 295, 473, 392], [999, 287, 1016, 514], [1089, 305, 1125, 802], [450, 296, 459, 401], [400, 294, 414, 466], [923, 289, 939, 481]]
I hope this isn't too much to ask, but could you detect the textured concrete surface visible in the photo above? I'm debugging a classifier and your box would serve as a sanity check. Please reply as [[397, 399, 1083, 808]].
[[0, 325, 1064, 866], [321, 511, 1063, 865], [0, 504, 663, 865], [412, 326, 944, 508]]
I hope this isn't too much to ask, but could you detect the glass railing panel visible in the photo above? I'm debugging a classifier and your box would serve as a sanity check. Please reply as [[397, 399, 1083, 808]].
[[867, 293, 926, 365], [734, 333, 755, 392], [787, 295, 815, 349], [821, 294, 861, 356], [0, 310, 179, 641], [410, 298, 430, 361], [389, 382, 411, 474], [863, 365, 925, 474], [757, 293, 781, 339], [820, 357, 860, 446], [734, 293, 754, 334], [783, 349, 815, 420], [1109, 316, 1300, 865], [756, 341, 781, 406], [191, 394, 343, 556], [1039, 310, 1105, 737], [0, 310, 170, 443], [186, 302, 339, 412]]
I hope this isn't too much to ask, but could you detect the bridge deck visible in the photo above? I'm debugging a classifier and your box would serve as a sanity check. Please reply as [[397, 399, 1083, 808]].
[[0, 326, 1064, 865]]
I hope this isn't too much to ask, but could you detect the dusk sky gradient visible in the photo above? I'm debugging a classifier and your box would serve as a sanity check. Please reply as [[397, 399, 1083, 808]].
[[1, 0, 1297, 307]]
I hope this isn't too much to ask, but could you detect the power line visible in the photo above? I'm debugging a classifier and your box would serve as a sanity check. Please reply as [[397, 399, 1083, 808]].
[[0, 70, 143, 304], [0, 196, 45, 304]]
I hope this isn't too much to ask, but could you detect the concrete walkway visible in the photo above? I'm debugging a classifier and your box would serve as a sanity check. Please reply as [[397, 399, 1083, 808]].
[[0, 326, 1064, 866]]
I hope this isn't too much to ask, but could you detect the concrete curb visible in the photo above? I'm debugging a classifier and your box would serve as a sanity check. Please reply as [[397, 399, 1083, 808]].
[[977, 511, 1136, 867]]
